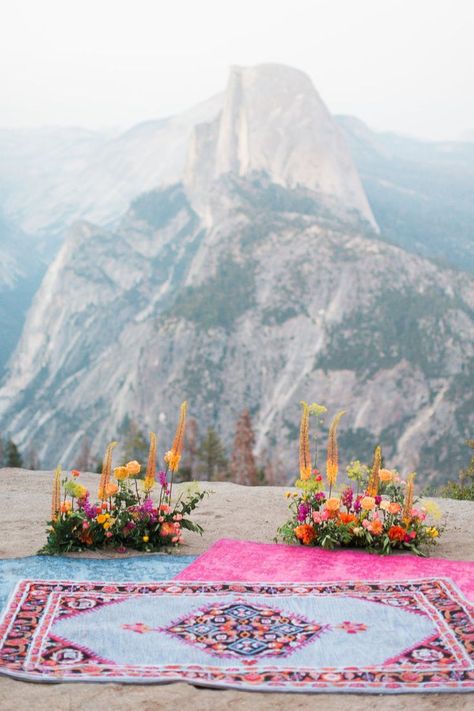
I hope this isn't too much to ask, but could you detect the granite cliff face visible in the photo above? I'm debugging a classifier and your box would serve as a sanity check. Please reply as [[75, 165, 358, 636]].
[[0, 65, 472, 483]]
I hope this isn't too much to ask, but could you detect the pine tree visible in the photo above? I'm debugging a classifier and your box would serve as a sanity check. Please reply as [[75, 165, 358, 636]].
[[179, 417, 199, 481], [196, 428, 228, 481], [121, 419, 149, 464], [231, 409, 258, 486], [5, 438, 23, 468], [26, 444, 40, 470], [75, 436, 92, 471], [460, 439, 474, 483]]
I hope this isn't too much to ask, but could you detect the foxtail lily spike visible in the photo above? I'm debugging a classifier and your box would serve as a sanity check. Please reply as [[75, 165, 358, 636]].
[[299, 401, 311, 480], [144, 432, 157, 493], [98, 441, 117, 500], [367, 445, 382, 497], [403, 472, 416, 522], [51, 465, 61, 521], [326, 410, 346, 490]]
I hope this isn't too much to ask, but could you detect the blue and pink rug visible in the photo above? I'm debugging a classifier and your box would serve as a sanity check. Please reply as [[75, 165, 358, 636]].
[[0, 576, 473, 692]]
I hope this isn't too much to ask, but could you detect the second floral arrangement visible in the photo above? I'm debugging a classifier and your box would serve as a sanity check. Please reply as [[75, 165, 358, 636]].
[[276, 402, 443, 555], [40, 401, 210, 554]]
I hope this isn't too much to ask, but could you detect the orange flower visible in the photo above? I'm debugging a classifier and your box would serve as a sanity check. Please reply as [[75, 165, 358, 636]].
[[388, 525, 406, 542], [388, 502, 402, 515], [338, 512, 357, 526], [360, 496, 375, 511], [379, 468, 393, 483], [60, 501, 71, 513], [325, 497, 341, 512], [164, 450, 181, 472], [294, 524, 316, 545], [165, 401, 187, 473], [51, 465, 61, 521], [326, 410, 346, 488], [97, 513, 107, 524], [299, 402, 311, 480], [98, 441, 117, 500], [105, 483, 118, 497], [125, 460, 141, 476], [114, 466, 128, 481], [160, 522, 176, 538], [370, 518, 383, 535], [71, 469, 80, 477]]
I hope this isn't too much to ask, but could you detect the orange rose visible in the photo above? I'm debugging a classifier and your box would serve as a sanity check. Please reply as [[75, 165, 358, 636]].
[[114, 466, 128, 481], [105, 483, 118, 497], [125, 460, 141, 476], [388, 525, 406, 542], [379, 468, 394, 483], [160, 522, 176, 538], [388, 502, 402, 515], [325, 497, 340, 512], [361, 496, 375, 511]]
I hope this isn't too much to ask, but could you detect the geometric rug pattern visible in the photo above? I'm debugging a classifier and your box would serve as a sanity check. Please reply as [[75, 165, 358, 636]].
[[0, 577, 473, 693]]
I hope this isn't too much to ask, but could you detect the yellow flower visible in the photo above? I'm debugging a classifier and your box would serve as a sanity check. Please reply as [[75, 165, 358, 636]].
[[97, 514, 107, 524], [285, 491, 292, 498], [361, 496, 376, 511], [427, 527, 439, 538], [126, 460, 141, 476], [379, 468, 394, 483], [114, 466, 128, 481], [325, 497, 340, 512], [103, 521, 111, 530], [143, 535, 149, 543], [422, 500, 442, 520]]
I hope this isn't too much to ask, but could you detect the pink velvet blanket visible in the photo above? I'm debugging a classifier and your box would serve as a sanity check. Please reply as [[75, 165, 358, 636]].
[[176, 538, 474, 601]]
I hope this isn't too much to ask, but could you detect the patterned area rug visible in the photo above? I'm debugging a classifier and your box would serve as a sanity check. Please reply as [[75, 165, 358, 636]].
[[175, 539, 474, 601], [0, 555, 196, 613], [0, 578, 473, 692]]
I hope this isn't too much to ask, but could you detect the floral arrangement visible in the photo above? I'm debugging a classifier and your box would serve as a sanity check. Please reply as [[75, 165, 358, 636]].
[[276, 402, 443, 555], [40, 402, 210, 554]]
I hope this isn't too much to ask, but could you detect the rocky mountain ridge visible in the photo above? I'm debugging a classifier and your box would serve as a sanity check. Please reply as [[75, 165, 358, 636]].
[[0, 64, 472, 484], [0, 174, 472, 483]]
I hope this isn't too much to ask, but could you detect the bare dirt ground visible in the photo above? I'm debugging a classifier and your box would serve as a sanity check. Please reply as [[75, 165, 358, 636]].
[[0, 468, 473, 710]]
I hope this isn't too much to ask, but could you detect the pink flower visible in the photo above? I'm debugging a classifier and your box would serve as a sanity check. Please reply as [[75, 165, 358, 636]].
[[362, 519, 371, 529]]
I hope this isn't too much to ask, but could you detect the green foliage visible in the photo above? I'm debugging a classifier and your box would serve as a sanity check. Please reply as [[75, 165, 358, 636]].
[[430, 440, 474, 500], [346, 459, 370, 492], [171, 258, 256, 331], [196, 427, 229, 480], [315, 287, 468, 377], [131, 185, 189, 229], [4, 438, 23, 467], [120, 418, 149, 465]]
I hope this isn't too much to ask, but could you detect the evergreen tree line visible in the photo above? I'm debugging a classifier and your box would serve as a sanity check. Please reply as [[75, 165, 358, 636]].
[[0, 434, 24, 468], [78, 409, 283, 485]]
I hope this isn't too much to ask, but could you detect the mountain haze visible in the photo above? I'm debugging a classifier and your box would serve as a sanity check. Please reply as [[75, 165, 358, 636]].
[[0, 64, 472, 484]]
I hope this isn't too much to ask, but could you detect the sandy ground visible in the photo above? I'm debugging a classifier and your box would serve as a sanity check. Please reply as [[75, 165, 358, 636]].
[[0, 468, 473, 710]]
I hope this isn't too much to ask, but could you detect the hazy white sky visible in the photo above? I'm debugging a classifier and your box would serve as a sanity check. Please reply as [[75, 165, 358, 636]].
[[1, 0, 473, 140]]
